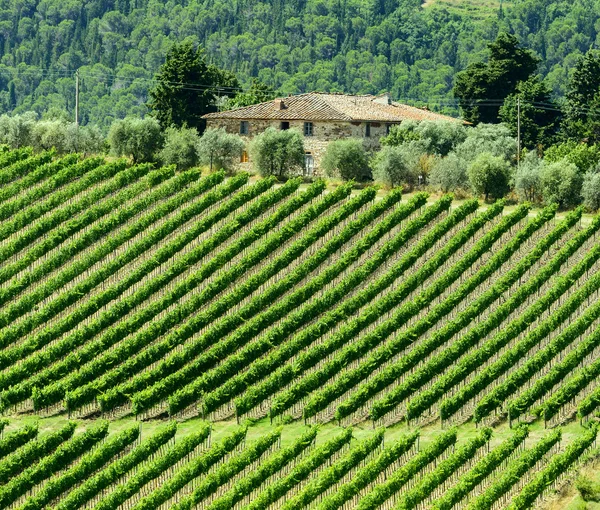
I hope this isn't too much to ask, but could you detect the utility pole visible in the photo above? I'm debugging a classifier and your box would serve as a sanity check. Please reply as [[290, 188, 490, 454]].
[[517, 96, 521, 168], [75, 69, 80, 127]]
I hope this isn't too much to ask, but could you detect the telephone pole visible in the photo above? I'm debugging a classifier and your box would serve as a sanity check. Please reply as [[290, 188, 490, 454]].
[[517, 96, 521, 168], [75, 69, 80, 127]]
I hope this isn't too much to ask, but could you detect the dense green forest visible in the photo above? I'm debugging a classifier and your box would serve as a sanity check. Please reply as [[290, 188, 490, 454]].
[[0, 0, 598, 129]]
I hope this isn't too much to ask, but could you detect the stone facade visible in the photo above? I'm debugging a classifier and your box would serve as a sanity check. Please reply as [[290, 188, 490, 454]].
[[205, 117, 393, 177]]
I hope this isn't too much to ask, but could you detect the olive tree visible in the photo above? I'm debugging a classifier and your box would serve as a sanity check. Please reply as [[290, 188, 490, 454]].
[[429, 153, 469, 192], [30, 120, 70, 153], [108, 117, 163, 163], [582, 171, 600, 211], [250, 127, 304, 177], [371, 145, 416, 188], [381, 120, 467, 157], [539, 159, 582, 209], [71, 124, 105, 155], [322, 139, 370, 181], [454, 123, 517, 165], [514, 151, 542, 202], [0, 112, 37, 148], [467, 152, 512, 201], [197, 127, 245, 172], [159, 126, 202, 171]]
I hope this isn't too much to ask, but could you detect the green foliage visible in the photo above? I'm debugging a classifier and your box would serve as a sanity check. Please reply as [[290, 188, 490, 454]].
[[411, 208, 590, 422], [108, 117, 163, 164], [514, 151, 542, 202], [197, 127, 245, 173], [440, 217, 600, 421], [322, 139, 370, 181], [499, 76, 562, 149], [382, 120, 467, 156], [371, 145, 414, 188], [433, 427, 529, 510], [0, 0, 599, 132], [248, 429, 352, 510], [250, 127, 304, 178], [511, 427, 598, 509], [415, 120, 468, 156], [564, 50, 600, 143], [539, 159, 582, 208], [132, 427, 247, 510], [576, 475, 600, 502], [469, 430, 562, 509], [274, 201, 508, 420], [380, 121, 422, 147], [467, 152, 512, 200], [224, 79, 276, 109], [0, 115, 104, 155], [582, 170, 600, 211], [453, 123, 517, 164], [158, 126, 201, 171], [282, 432, 385, 510], [544, 141, 600, 173], [55, 423, 178, 510], [0, 113, 36, 148], [429, 153, 469, 192], [454, 33, 539, 124], [148, 40, 237, 131]]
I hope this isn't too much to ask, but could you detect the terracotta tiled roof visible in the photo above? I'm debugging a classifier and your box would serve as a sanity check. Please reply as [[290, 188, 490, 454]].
[[203, 92, 464, 123]]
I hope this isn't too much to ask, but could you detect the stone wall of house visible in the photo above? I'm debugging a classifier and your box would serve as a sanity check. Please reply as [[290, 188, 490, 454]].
[[205, 117, 390, 177]]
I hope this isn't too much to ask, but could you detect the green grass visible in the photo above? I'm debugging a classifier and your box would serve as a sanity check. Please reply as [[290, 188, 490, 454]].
[[0, 413, 589, 450]]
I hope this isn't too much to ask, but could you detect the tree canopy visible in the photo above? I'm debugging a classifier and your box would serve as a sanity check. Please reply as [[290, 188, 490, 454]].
[[0, 0, 599, 129], [453, 33, 539, 124], [148, 40, 239, 131]]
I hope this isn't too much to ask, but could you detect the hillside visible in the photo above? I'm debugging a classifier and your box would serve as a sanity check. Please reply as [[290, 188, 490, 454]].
[[0, 150, 599, 507], [0, 0, 597, 127]]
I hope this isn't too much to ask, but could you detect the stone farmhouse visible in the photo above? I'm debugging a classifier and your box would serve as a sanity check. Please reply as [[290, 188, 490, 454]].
[[203, 92, 463, 176]]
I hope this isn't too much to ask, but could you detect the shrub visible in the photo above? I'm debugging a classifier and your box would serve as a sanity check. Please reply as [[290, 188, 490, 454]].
[[576, 475, 600, 502], [321, 138, 370, 181], [467, 152, 512, 201], [539, 159, 582, 209], [429, 153, 469, 192], [371, 145, 416, 188], [250, 127, 304, 177], [197, 127, 245, 173], [158, 126, 202, 171]]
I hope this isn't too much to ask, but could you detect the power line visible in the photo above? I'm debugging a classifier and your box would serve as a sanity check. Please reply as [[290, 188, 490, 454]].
[[7, 67, 247, 92], [11, 65, 600, 121]]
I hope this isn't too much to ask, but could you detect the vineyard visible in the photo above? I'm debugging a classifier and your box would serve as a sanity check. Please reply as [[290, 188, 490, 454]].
[[0, 418, 596, 510], [0, 148, 599, 508]]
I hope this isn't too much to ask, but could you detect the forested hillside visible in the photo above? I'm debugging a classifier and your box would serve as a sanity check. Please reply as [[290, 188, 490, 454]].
[[0, 0, 598, 128]]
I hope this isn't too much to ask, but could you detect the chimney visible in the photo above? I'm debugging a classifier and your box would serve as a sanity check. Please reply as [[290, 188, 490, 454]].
[[274, 99, 286, 110], [373, 93, 392, 105]]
